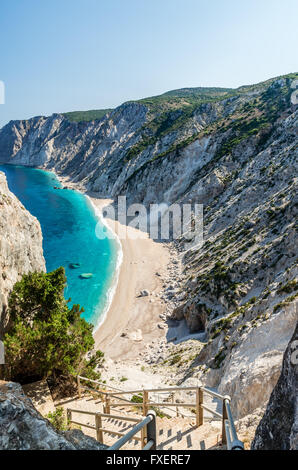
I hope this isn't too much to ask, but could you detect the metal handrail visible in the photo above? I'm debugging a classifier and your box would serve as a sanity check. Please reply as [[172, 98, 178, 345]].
[[76, 376, 244, 450], [108, 411, 156, 450], [223, 399, 244, 450]]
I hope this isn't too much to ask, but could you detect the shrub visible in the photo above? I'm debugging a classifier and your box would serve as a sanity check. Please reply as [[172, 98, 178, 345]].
[[277, 280, 297, 295], [46, 407, 67, 431], [4, 267, 102, 383], [170, 354, 182, 365], [131, 394, 143, 404], [213, 349, 226, 369]]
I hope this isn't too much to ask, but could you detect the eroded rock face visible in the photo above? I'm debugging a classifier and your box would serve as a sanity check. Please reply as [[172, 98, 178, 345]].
[[0, 172, 46, 330], [215, 305, 297, 419], [251, 321, 298, 450], [172, 302, 208, 332], [0, 381, 107, 450]]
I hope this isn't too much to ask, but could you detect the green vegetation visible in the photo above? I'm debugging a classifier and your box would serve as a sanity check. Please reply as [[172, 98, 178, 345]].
[[198, 261, 232, 299], [210, 296, 259, 339], [214, 75, 296, 160], [273, 292, 298, 313], [213, 348, 226, 369], [131, 394, 143, 404], [170, 354, 182, 365], [63, 109, 112, 122], [4, 268, 103, 383], [46, 407, 67, 431], [277, 279, 297, 295], [151, 407, 171, 419]]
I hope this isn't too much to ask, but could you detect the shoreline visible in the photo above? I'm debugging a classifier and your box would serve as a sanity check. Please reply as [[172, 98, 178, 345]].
[[58, 175, 175, 361], [86, 194, 172, 360], [85, 195, 124, 334]]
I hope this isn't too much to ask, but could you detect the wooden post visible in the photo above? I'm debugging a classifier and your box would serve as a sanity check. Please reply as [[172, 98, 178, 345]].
[[222, 399, 228, 445], [172, 393, 179, 417], [141, 427, 146, 449], [95, 413, 103, 443], [67, 409, 71, 429], [106, 395, 111, 414], [143, 391, 149, 416], [196, 387, 203, 427], [77, 376, 81, 398], [199, 387, 204, 426]]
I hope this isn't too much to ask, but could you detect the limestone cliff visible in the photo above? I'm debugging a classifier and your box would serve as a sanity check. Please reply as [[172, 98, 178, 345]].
[[0, 73, 297, 424], [0, 172, 45, 331], [251, 321, 298, 450]]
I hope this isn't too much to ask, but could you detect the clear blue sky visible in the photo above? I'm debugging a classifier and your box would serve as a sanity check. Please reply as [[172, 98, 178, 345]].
[[0, 0, 297, 128]]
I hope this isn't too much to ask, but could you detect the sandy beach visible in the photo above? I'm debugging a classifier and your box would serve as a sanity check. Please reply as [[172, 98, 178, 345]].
[[88, 195, 171, 360], [58, 175, 176, 362]]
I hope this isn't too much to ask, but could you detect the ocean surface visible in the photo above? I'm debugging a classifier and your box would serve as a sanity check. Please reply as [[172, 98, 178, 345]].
[[0, 164, 119, 329]]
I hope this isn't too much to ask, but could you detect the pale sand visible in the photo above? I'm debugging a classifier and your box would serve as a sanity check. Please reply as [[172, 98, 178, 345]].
[[85, 195, 171, 361]]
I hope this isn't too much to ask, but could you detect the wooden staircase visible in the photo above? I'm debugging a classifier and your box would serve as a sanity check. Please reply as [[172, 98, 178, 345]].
[[52, 376, 235, 450], [57, 392, 222, 450]]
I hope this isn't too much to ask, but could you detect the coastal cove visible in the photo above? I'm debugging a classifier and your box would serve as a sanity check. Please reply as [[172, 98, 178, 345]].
[[0, 164, 120, 330]]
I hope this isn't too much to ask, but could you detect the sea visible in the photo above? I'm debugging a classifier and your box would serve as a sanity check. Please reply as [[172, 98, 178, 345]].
[[0, 164, 120, 330]]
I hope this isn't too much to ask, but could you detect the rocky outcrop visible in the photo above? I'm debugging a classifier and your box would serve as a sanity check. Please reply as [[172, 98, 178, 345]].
[[0, 172, 45, 331], [0, 381, 107, 450], [251, 321, 298, 450]]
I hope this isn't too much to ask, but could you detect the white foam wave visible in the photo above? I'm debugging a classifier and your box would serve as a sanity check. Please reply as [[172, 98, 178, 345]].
[[86, 195, 123, 333]]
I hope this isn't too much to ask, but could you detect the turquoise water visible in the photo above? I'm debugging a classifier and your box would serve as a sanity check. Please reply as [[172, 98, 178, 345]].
[[0, 164, 119, 328]]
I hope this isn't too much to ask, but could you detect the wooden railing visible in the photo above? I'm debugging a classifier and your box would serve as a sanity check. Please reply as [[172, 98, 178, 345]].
[[76, 375, 244, 450], [67, 407, 151, 448]]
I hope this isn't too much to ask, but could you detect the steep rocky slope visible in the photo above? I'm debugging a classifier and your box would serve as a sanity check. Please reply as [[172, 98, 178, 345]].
[[0, 172, 45, 331], [0, 73, 297, 423], [251, 321, 298, 450]]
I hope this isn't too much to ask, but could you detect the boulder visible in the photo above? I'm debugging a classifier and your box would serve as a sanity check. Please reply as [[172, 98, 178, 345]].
[[0, 381, 107, 450]]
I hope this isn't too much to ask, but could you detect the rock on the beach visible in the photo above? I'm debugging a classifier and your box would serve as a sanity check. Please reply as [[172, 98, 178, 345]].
[[139, 290, 149, 297], [128, 329, 143, 341]]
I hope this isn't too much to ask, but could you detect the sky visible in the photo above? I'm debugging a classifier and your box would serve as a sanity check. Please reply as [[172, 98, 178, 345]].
[[0, 0, 297, 128]]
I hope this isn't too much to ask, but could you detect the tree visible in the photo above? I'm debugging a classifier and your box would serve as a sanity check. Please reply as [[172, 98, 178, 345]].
[[4, 267, 103, 383]]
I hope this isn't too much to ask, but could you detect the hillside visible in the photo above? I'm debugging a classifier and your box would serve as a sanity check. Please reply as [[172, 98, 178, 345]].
[[0, 73, 297, 425], [62, 108, 113, 122]]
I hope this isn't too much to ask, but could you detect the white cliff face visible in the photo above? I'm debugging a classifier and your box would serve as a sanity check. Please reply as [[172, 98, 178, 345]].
[[0, 103, 148, 196], [216, 306, 297, 418], [251, 322, 298, 450], [0, 75, 297, 424], [0, 172, 45, 330]]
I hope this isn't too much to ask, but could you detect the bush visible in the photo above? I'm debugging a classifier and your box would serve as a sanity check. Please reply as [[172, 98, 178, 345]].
[[131, 394, 143, 404], [46, 407, 67, 431], [170, 354, 182, 365], [4, 267, 102, 383]]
